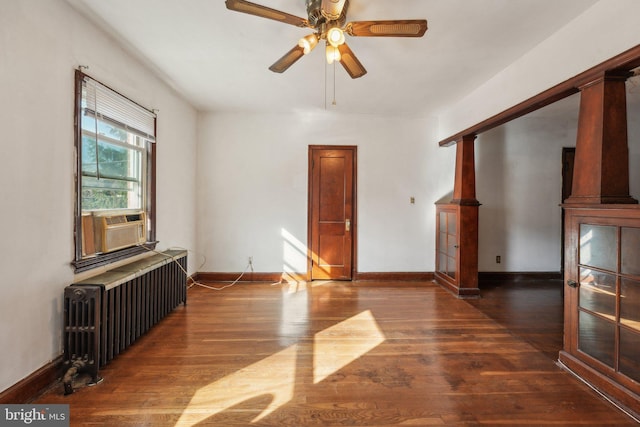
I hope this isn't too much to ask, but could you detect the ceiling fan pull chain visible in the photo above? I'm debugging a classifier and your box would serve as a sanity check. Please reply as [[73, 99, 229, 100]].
[[324, 57, 327, 110], [332, 61, 337, 106], [331, 62, 337, 107]]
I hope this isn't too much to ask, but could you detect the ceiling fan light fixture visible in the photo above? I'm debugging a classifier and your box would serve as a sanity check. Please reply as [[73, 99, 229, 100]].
[[298, 34, 319, 54], [326, 44, 341, 64], [327, 27, 345, 47]]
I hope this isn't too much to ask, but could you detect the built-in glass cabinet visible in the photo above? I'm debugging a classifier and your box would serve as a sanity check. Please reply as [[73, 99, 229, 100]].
[[434, 203, 479, 298], [437, 207, 458, 281], [577, 223, 640, 383], [561, 207, 640, 412]]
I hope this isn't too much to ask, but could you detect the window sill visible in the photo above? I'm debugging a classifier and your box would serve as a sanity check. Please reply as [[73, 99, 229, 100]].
[[73, 241, 158, 273]]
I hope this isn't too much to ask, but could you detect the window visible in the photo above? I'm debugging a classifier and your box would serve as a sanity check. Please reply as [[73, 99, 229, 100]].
[[73, 70, 157, 272]]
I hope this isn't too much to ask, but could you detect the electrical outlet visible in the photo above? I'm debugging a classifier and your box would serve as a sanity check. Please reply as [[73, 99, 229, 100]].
[[248, 256, 253, 264], [496, 255, 501, 264]]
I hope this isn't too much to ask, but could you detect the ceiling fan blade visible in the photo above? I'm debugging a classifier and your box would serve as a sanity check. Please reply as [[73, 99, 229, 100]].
[[269, 45, 306, 74], [338, 43, 367, 79], [346, 19, 428, 37], [321, 0, 347, 20], [225, 0, 310, 28]]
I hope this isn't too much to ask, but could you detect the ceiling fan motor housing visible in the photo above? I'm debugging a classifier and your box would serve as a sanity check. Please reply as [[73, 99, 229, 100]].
[[306, 0, 349, 28]]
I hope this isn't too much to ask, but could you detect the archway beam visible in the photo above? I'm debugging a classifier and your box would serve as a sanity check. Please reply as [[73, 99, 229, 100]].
[[439, 44, 640, 147]]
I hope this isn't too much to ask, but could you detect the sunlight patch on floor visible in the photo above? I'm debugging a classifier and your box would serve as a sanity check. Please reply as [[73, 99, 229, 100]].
[[174, 344, 298, 426], [176, 309, 385, 426], [313, 309, 386, 384]]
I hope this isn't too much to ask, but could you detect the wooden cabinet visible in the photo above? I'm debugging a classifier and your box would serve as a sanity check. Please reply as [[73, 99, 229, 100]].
[[435, 203, 479, 298], [560, 206, 640, 414]]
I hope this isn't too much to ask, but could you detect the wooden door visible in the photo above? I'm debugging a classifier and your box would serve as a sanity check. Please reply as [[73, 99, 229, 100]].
[[308, 146, 356, 280]]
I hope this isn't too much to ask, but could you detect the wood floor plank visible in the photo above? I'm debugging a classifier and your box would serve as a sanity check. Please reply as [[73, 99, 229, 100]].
[[34, 280, 638, 426]]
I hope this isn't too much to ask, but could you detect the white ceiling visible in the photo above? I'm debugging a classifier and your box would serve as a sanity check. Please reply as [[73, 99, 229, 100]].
[[67, 0, 602, 116]]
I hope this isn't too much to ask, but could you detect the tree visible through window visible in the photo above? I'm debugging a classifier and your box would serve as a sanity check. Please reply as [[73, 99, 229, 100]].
[[80, 117, 143, 210]]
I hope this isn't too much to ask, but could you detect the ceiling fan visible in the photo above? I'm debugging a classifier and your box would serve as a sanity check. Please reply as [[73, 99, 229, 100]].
[[225, 0, 428, 79]]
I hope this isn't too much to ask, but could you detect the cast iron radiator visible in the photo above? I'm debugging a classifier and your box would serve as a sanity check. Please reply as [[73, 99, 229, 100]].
[[62, 249, 187, 394]]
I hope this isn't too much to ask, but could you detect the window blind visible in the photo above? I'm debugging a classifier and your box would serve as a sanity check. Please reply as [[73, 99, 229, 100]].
[[83, 76, 156, 141]]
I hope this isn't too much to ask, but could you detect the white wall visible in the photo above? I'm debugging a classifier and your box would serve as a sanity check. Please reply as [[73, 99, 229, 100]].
[[0, 0, 197, 394], [476, 107, 579, 272], [197, 112, 453, 275], [437, 0, 640, 142]]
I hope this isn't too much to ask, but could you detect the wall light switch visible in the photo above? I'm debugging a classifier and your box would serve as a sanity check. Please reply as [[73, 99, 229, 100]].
[[410, 197, 415, 204]]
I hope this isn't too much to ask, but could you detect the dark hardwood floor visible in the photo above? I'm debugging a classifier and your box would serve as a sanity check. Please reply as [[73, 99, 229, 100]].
[[468, 278, 565, 361], [35, 279, 638, 426]]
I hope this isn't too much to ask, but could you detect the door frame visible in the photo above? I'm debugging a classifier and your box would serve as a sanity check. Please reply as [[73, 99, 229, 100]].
[[307, 145, 358, 281]]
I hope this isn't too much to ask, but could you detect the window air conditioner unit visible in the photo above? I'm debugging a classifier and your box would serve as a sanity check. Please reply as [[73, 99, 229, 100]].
[[93, 211, 146, 253]]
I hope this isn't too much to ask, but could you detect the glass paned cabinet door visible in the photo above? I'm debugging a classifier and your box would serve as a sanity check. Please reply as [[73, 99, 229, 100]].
[[577, 223, 640, 383], [438, 212, 448, 274], [563, 212, 640, 408], [436, 208, 457, 280], [577, 224, 617, 368], [620, 227, 640, 383], [444, 211, 457, 279]]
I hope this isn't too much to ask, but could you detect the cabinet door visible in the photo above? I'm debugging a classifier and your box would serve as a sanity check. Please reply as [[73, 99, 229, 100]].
[[568, 217, 640, 389], [437, 209, 457, 280]]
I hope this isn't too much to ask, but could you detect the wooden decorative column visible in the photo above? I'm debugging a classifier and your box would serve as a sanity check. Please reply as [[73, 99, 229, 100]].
[[560, 70, 640, 417], [435, 134, 480, 298], [565, 70, 636, 205]]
